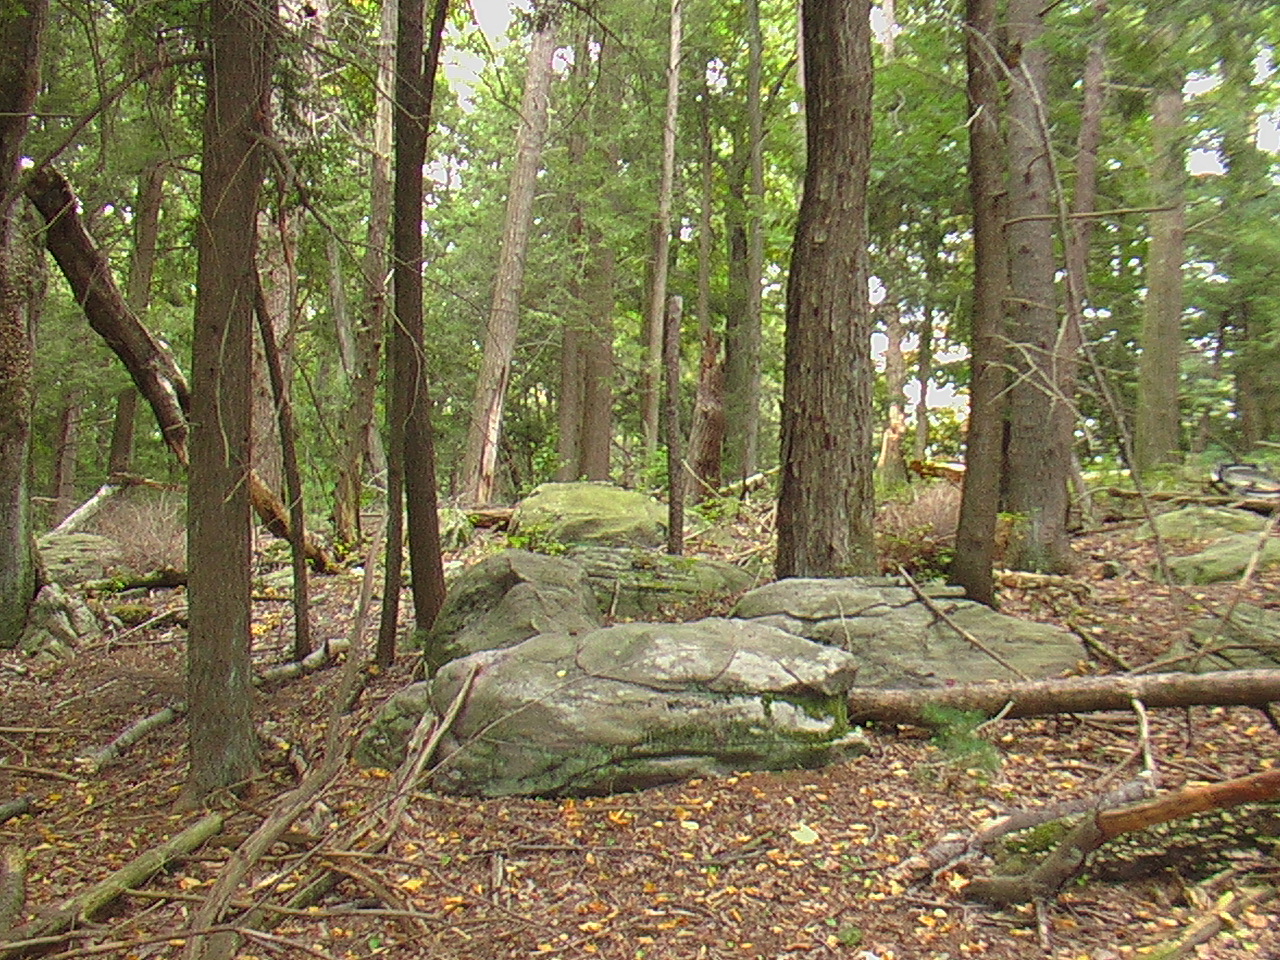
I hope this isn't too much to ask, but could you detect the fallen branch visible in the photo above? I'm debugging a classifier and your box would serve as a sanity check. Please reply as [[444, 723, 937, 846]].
[[1146, 884, 1276, 960], [0, 802, 30, 827], [256, 639, 350, 687], [0, 847, 24, 939], [0, 813, 224, 960], [847, 668, 1280, 727], [967, 769, 1280, 905]]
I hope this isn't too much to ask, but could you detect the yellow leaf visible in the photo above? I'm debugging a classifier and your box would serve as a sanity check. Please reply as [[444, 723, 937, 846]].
[[789, 823, 820, 845], [401, 878, 425, 892]]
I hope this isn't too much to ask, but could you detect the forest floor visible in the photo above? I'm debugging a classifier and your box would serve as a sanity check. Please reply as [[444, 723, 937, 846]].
[[3, 488, 1280, 960]]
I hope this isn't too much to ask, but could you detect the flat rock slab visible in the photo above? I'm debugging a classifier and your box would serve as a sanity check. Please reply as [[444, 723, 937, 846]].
[[567, 545, 755, 619], [37, 533, 126, 585], [358, 618, 868, 797], [1161, 535, 1280, 585], [733, 577, 1083, 688], [1137, 506, 1268, 541]]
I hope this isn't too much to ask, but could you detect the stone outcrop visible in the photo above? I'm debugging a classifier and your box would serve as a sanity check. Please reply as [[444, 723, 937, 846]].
[[733, 577, 1083, 687], [510, 482, 666, 548], [358, 618, 868, 797]]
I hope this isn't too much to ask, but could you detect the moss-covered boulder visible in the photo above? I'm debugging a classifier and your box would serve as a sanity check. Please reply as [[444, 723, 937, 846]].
[[1136, 506, 1268, 541], [733, 577, 1082, 687], [418, 549, 601, 673], [1161, 534, 1280, 584], [566, 545, 754, 618], [511, 482, 666, 548], [358, 618, 868, 797]]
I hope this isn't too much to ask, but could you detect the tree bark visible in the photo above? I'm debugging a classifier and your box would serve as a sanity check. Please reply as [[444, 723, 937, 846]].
[[1135, 24, 1186, 475], [846, 668, 1280, 727], [460, 16, 557, 504], [378, 0, 449, 666], [663, 295, 685, 556], [949, 0, 1007, 606], [641, 0, 682, 457], [185, 0, 275, 802], [1001, 0, 1072, 574], [775, 0, 875, 579], [0, 0, 46, 648], [876, 301, 908, 486]]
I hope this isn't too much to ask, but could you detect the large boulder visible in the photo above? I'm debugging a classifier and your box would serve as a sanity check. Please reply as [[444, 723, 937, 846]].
[[1137, 506, 1267, 541], [566, 545, 754, 619], [733, 577, 1082, 687], [14, 583, 102, 658], [37, 533, 126, 585], [1162, 534, 1280, 585], [418, 549, 601, 672], [511, 482, 666, 548], [358, 619, 868, 797], [1181, 604, 1280, 670]]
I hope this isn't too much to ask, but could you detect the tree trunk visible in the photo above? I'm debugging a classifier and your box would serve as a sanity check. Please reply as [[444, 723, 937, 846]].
[[1001, 0, 1072, 574], [0, 0, 44, 649], [846, 668, 1280, 727], [685, 70, 724, 504], [913, 305, 933, 462], [641, 0, 682, 457], [1135, 87, 1185, 475], [51, 391, 83, 523], [663, 295, 685, 555], [184, 0, 275, 801], [950, 0, 1008, 605], [460, 16, 557, 504], [775, 0, 875, 579], [876, 301, 908, 486], [251, 208, 298, 494], [378, 0, 449, 666]]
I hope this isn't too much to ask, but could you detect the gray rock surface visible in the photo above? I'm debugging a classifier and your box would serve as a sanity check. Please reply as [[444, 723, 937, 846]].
[[358, 618, 868, 797], [1137, 506, 1267, 541], [567, 545, 754, 619], [37, 533, 126, 585], [1161, 534, 1280, 584], [733, 577, 1082, 687], [511, 482, 666, 548], [15, 583, 102, 658], [418, 550, 601, 671], [1182, 603, 1280, 670]]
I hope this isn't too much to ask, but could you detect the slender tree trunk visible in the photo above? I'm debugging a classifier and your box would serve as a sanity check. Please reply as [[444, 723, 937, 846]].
[[378, 0, 449, 666], [51, 391, 83, 522], [185, 0, 275, 801], [913, 305, 933, 462], [460, 19, 557, 505], [1002, 0, 1072, 574], [109, 160, 166, 476], [641, 0, 682, 457], [335, 0, 395, 547], [663, 295, 685, 555], [776, 0, 875, 579], [950, 0, 1008, 605], [876, 301, 908, 486], [685, 71, 724, 503]]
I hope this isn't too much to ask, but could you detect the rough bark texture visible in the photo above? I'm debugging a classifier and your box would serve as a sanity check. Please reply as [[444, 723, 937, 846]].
[[845, 668, 1280, 727], [775, 0, 875, 579], [663, 295, 685, 556], [1135, 88, 1185, 474], [876, 302, 908, 486], [949, 0, 1007, 606], [378, 0, 448, 665], [460, 19, 557, 504], [641, 0, 683, 457], [0, 0, 46, 648], [185, 0, 274, 800], [1001, 0, 1072, 573]]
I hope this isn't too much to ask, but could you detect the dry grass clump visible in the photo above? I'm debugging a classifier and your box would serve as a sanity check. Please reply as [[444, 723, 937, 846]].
[[90, 488, 186, 573], [876, 481, 960, 576]]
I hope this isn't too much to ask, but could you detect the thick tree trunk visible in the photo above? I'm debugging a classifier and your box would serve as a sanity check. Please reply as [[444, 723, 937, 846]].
[[1001, 0, 1072, 574], [775, 0, 875, 579], [460, 18, 557, 504], [184, 0, 275, 801], [0, 0, 46, 648], [949, 0, 1007, 606]]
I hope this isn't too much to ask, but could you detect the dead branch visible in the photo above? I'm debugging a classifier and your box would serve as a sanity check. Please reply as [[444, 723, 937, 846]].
[[0, 847, 24, 939], [256, 639, 350, 687], [0, 802, 30, 828], [76, 704, 187, 774], [1150, 884, 1276, 960], [847, 668, 1280, 727], [0, 813, 223, 960], [966, 769, 1280, 905]]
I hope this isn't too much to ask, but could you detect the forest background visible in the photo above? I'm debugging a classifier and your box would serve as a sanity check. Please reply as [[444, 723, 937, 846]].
[[4, 0, 1280, 788]]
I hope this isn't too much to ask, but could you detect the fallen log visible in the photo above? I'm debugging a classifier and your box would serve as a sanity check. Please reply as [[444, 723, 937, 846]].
[[847, 668, 1280, 727], [0, 813, 223, 960]]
